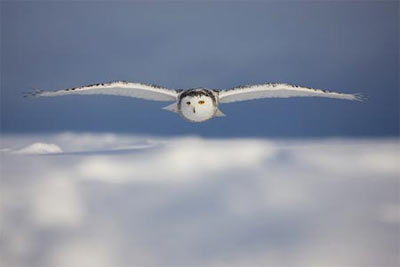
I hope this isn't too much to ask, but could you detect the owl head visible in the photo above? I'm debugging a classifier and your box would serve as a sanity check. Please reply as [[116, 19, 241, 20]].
[[178, 90, 217, 122]]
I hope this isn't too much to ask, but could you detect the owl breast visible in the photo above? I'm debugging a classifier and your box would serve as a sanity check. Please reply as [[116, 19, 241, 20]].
[[178, 89, 218, 122]]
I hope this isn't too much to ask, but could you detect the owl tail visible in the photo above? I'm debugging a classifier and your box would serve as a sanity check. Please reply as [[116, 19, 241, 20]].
[[216, 109, 226, 117], [162, 103, 178, 113]]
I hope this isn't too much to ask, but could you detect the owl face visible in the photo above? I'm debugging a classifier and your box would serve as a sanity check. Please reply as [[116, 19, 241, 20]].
[[179, 94, 216, 122]]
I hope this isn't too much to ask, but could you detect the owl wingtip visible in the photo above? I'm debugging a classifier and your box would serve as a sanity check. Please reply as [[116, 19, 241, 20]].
[[353, 93, 368, 102]]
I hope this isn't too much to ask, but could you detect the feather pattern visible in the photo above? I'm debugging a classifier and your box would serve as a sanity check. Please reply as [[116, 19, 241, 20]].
[[218, 83, 364, 103], [28, 81, 178, 102]]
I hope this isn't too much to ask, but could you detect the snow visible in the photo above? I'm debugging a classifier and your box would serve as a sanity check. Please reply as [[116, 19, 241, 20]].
[[13, 142, 63, 154], [0, 133, 399, 266]]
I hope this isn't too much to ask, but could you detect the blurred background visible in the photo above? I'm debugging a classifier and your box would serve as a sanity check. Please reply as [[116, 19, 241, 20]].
[[1, 1, 399, 266], [1, 1, 398, 137]]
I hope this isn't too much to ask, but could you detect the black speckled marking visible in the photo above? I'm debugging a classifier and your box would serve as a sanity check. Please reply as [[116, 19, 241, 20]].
[[62, 81, 171, 92], [180, 89, 216, 102], [225, 83, 336, 94]]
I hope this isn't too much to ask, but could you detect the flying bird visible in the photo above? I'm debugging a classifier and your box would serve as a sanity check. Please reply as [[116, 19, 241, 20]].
[[29, 81, 364, 122]]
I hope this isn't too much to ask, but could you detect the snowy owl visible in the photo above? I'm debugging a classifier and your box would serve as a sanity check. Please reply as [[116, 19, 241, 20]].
[[30, 81, 364, 122]]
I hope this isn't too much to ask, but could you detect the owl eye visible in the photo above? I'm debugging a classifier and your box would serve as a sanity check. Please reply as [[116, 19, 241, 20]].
[[198, 100, 205, 105], [186, 101, 191, 105]]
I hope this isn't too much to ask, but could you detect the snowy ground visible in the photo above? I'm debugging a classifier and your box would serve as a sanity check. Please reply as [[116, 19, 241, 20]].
[[1, 133, 399, 266]]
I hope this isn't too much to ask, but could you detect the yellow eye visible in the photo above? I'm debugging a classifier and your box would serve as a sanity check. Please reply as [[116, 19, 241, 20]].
[[186, 101, 191, 105], [198, 100, 205, 105]]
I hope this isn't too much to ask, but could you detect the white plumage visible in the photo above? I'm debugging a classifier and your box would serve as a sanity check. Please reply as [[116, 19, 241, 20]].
[[33, 81, 178, 102], [219, 83, 363, 103], [30, 81, 364, 122]]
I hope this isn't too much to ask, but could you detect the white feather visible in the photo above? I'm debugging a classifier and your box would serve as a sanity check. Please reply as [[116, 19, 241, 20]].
[[32, 81, 178, 102], [162, 103, 179, 113], [218, 83, 364, 103], [215, 109, 226, 117]]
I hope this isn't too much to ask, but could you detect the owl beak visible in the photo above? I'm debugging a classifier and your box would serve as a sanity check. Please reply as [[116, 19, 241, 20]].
[[192, 107, 196, 113]]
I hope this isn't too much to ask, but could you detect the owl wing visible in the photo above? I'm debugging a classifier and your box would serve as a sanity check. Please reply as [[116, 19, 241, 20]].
[[218, 83, 364, 103], [29, 81, 179, 102]]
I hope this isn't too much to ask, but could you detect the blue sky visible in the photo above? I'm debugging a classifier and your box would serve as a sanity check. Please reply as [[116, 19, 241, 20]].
[[1, 1, 398, 137]]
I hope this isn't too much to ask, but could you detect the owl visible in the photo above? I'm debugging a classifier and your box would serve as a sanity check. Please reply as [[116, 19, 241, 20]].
[[29, 81, 364, 122]]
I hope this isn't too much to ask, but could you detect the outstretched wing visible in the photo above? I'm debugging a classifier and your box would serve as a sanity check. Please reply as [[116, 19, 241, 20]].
[[29, 81, 179, 102], [218, 83, 364, 103]]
